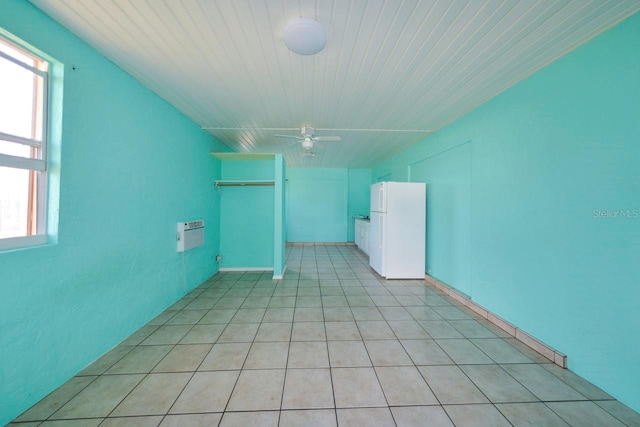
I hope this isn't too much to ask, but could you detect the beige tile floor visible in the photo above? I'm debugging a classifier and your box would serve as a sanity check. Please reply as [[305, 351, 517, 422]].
[[10, 245, 640, 426]]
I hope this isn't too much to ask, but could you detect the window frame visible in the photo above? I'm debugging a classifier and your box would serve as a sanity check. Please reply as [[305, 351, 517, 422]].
[[0, 31, 58, 251]]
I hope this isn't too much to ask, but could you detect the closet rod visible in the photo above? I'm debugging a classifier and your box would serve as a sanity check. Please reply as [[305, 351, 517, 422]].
[[215, 182, 275, 187]]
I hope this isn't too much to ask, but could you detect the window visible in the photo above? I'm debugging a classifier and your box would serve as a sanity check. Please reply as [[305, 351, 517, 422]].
[[0, 33, 57, 250]]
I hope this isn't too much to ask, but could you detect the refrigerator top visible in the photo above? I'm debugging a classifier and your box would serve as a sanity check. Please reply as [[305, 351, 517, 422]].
[[370, 181, 426, 213]]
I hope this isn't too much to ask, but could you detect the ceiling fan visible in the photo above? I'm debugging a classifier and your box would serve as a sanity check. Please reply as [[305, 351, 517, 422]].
[[275, 126, 341, 155]]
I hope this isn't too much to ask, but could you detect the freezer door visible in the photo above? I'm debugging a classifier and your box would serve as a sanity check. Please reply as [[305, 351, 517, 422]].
[[370, 182, 387, 213], [368, 212, 386, 276]]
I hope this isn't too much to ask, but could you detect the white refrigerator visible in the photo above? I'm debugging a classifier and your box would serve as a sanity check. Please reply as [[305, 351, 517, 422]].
[[369, 181, 426, 279]]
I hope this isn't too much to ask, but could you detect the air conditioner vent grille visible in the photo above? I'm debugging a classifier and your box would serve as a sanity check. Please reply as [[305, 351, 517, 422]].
[[184, 220, 204, 230]]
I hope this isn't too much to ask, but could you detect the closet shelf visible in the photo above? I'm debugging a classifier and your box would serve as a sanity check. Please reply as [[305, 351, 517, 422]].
[[214, 180, 275, 187]]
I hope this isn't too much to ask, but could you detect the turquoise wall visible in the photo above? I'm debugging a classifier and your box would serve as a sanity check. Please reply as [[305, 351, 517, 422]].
[[220, 158, 274, 180], [409, 143, 472, 295], [286, 168, 371, 242], [287, 168, 348, 242], [219, 160, 274, 268], [0, 1, 229, 424], [374, 14, 640, 411], [347, 169, 373, 241]]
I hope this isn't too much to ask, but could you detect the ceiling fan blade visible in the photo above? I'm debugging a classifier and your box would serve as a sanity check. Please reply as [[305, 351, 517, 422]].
[[313, 136, 341, 141], [274, 134, 302, 140], [287, 140, 300, 147]]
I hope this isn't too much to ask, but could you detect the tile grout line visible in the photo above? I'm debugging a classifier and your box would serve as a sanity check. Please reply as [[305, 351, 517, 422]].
[[15, 245, 638, 426]]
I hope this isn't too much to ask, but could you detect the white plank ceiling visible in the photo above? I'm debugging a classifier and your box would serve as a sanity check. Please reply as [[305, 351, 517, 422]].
[[30, 0, 640, 168]]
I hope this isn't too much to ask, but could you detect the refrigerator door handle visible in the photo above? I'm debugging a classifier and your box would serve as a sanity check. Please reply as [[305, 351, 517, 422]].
[[378, 186, 384, 211], [378, 215, 383, 247]]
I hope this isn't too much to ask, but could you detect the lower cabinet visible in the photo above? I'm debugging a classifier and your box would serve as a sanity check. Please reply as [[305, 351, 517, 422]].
[[355, 219, 370, 256]]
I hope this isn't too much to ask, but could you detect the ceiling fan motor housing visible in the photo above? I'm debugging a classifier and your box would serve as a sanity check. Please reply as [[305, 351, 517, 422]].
[[301, 126, 314, 137], [301, 137, 314, 150]]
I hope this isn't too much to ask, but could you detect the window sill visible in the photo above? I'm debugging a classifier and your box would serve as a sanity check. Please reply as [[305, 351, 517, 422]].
[[0, 235, 55, 253]]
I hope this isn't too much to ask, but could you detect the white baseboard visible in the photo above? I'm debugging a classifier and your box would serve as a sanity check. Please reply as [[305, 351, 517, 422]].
[[272, 266, 287, 280], [425, 274, 567, 368]]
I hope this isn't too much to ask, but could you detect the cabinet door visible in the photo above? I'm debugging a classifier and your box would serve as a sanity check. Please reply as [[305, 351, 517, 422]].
[[363, 223, 369, 255]]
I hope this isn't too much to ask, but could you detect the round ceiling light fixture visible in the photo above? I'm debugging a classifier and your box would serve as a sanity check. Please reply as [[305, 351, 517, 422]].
[[301, 137, 314, 150], [284, 18, 326, 55]]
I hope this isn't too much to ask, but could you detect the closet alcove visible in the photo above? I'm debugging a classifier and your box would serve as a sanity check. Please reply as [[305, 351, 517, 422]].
[[211, 153, 286, 279]]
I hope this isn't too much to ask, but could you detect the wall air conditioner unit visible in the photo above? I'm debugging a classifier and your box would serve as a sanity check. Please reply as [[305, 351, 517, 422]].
[[177, 220, 204, 252]]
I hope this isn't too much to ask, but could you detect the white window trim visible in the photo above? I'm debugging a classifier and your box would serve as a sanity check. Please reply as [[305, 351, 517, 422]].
[[0, 131, 42, 148], [0, 32, 56, 252], [0, 154, 46, 171], [0, 234, 47, 251], [0, 49, 48, 77]]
